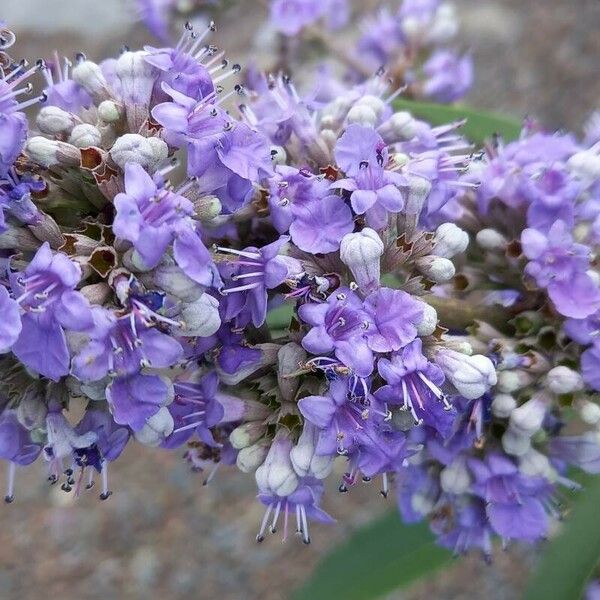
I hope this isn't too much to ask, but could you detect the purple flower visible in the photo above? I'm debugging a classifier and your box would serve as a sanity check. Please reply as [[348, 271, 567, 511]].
[[363, 287, 423, 353], [298, 288, 374, 377], [0, 286, 21, 353], [334, 125, 406, 228], [219, 237, 294, 327], [137, 0, 175, 42], [268, 166, 354, 254], [7, 243, 93, 380], [522, 219, 600, 318], [0, 168, 43, 233], [298, 376, 405, 476], [422, 50, 473, 103], [0, 409, 41, 466], [270, 0, 323, 36], [468, 453, 550, 541], [144, 25, 216, 101], [582, 344, 600, 391], [42, 57, 92, 112], [75, 408, 130, 464], [376, 339, 455, 437], [162, 372, 225, 448], [113, 163, 220, 286]]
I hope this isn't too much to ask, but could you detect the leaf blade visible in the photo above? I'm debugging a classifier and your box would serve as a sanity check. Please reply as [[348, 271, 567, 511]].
[[294, 511, 451, 600], [523, 474, 600, 600], [393, 98, 521, 144]]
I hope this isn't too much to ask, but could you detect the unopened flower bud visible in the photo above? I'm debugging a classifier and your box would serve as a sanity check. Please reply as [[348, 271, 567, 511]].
[[546, 366, 583, 394], [290, 422, 334, 479], [180, 294, 221, 337], [476, 228, 508, 252], [440, 459, 471, 494], [415, 255, 456, 283], [404, 174, 431, 216], [340, 228, 384, 292], [255, 434, 298, 497], [435, 348, 497, 399], [26, 136, 80, 167], [491, 393, 517, 418], [72, 59, 112, 102], [236, 440, 270, 473], [230, 421, 267, 450], [496, 370, 533, 394], [193, 195, 222, 221], [378, 111, 417, 143], [502, 429, 531, 456], [110, 133, 168, 172], [415, 301, 438, 336], [509, 394, 547, 437], [432, 223, 469, 258], [69, 123, 102, 148], [346, 104, 378, 127], [519, 448, 553, 479], [579, 400, 600, 425], [427, 3, 458, 43], [146, 265, 203, 302], [567, 149, 600, 184], [98, 100, 123, 123], [36, 106, 79, 135], [134, 407, 174, 447]]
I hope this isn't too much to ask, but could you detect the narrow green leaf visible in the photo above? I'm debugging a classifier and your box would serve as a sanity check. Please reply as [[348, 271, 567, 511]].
[[294, 511, 451, 600], [393, 98, 521, 144], [266, 303, 294, 330], [523, 475, 600, 600]]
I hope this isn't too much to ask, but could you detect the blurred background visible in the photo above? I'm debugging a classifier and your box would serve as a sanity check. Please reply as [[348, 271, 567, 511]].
[[1, 1, 599, 598]]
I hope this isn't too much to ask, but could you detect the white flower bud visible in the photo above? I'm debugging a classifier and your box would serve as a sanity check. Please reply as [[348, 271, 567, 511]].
[[476, 228, 508, 252], [25, 136, 80, 167], [110, 133, 168, 172], [116, 50, 157, 130], [427, 3, 458, 43], [356, 95, 386, 118], [567, 149, 600, 184], [290, 423, 334, 480], [146, 265, 204, 302], [134, 407, 174, 447], [340, 228, 384, 292], [230, 422, 267, 450], [236, 440, 270, 473], [346, 104, 378, 127], [270, 145, 287, 166], [519, 448, 554, 479], [496, 370, 523, 394], [254, 436, 299, 497], [579, 400, 600, 425], [415, 301, 438, 336], [69, 123, 102, 148], [502, 429, 531, 456], [405, 174, 432, 216], [435, 348, 497, 399], [378, 111, 417, 143], [491, 393, 517, 418], [180, 294, 221, 337], [98, 100, 123, 123], [440, 459, 471, 495], [546, 366, 583, 394], [36, 106, 79, 135], [72, 59, 111, 102], [415, 256, 456, 283], [432, 223, 469, 258], [193, 195, 222, 222], [509, 395, 547, 437]]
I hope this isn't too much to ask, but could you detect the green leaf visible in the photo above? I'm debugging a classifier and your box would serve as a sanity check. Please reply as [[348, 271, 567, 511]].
[[523, 474, 600, 600], [294, 511, 451, 600], [393, 98, 521, 144], [266, 302, 294, 330]]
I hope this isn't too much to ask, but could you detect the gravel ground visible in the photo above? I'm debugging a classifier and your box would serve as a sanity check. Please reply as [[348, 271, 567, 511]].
[[1, 2, 598, 599]]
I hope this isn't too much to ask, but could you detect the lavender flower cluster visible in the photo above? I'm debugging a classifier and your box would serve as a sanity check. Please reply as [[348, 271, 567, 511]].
[[0, 9, 599, 558], [137, 0, 473, 104]]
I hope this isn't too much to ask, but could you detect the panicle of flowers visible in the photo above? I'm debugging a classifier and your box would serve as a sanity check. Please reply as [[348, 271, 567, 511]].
[[1, 15, 600, 562]]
